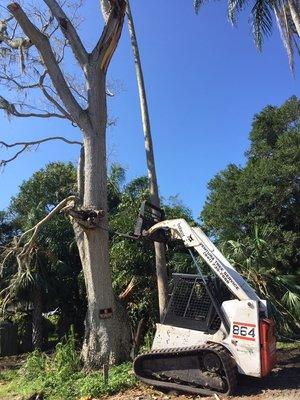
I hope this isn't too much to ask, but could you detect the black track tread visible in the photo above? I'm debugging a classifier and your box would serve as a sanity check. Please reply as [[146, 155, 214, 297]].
[[133, 342, 237, 396]]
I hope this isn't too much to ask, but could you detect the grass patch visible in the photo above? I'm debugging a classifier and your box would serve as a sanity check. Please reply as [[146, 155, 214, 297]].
[[0, 368, 18, 383], [277, 340, 300, 350], [0, 331, 136, 400]]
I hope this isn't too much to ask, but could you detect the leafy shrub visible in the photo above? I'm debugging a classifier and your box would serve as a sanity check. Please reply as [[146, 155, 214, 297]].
[[1, 329, 136, 400]]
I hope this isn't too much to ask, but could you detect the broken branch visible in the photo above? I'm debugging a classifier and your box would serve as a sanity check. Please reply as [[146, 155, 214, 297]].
[[92, 0, 126, 73], [0, 196, 77, 309], [17, 196, 76, 253]]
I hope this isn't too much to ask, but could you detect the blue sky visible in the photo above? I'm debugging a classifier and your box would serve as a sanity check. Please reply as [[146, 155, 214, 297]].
[[0, 0, 299, 219]]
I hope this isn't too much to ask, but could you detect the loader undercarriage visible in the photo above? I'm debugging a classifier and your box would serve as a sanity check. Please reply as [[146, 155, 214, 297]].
[[133, 343, 237, 396]]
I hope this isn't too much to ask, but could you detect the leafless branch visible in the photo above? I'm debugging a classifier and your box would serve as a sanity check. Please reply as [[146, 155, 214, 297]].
[[38, 71, 73, 120], [0, 94, 68, 119], [68, 79, 88, 102], [0, 72, 40, 90], [18, 196, 76, 254], [40, 84, 73, 120], [7, 3, 89, 130], [0, 136, 82, 167], [0, 16, 32, 50], [0, 68, 72, 121], [43, 0, 88, 68]]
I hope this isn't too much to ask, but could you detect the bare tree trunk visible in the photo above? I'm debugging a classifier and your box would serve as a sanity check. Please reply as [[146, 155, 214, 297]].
[[32, 283, 43, 350], [288, 0, 300, 37], [74, 68, 131, 368], [7, 0, 129, 368], [126, 0, 168, 321]]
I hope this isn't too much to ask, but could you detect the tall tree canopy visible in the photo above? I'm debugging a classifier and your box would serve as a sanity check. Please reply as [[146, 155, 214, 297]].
[[200, 96, 300, 332], [201, 96, 299, 270]]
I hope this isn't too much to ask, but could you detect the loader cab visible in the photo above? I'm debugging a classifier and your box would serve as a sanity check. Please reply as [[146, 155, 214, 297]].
[[162, 273, 231, 334]]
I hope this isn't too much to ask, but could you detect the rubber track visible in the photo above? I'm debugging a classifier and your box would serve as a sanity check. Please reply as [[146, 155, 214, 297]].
[[133, 343, 237, 396]]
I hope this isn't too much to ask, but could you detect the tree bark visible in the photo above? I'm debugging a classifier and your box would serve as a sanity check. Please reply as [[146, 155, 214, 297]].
[[288, 0, 300, 37], [74, 67, 131, 368], [32, 283, 43, 350], [126, 0, 168, 321]]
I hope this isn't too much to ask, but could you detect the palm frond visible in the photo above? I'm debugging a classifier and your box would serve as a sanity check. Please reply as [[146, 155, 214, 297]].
[[274, 3, 295, 71], [281, 291, 300, 318], [228, 0, 249, 26], [194, 0, 205, 14], [251, 0, 273, 50]]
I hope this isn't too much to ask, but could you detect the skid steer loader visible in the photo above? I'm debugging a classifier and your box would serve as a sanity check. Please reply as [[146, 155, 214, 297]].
[[132, 201, 276, 396]]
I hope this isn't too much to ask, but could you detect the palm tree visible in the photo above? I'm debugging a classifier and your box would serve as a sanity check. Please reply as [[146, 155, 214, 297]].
[[125, 0, 168, 320], [1, 243, 49, 350], [194, 0, 300, 71], [221, 225, 300, 333]]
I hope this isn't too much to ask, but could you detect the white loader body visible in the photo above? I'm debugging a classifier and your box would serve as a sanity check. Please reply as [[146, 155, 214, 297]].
[[147, 219, 273, 378], [152, 299, 261, 377]]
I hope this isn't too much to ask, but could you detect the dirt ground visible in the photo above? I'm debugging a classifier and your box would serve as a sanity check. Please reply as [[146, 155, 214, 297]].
[[0, 347, 299, 400], [106, 348, 300, 400]]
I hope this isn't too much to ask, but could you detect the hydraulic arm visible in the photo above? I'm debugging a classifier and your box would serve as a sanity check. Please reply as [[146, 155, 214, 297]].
[[146, 218, 264, 307]]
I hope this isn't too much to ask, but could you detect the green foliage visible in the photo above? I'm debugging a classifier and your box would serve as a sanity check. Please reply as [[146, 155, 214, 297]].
[[1, 161, 196, 349], [0, 331, 136, 400], [201, 97, 300, 333], [0, 210, 18, 246], [1, 162, 84, 342], [276, 341, 300, 350], [76, 363, 135, 398], [222, 225, 300, 333], [201, 97, 299, 266], [10, 162, 76, 225], [194, 0, 274, 48], [109, 173, 195, 332], [0, 368, 18, 388]]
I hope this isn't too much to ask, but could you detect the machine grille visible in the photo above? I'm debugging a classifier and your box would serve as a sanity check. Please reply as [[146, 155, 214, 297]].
[[169, 276, 211, 320], [163, 274, 231, 333]]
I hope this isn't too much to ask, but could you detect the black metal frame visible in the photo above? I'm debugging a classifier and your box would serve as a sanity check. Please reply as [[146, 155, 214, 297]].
[[162, 274, 223, 333], [134, 201, 167, 242]]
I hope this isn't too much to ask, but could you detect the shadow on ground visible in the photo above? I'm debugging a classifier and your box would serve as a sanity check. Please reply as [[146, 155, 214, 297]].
[[235, 348, 300, 396]]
